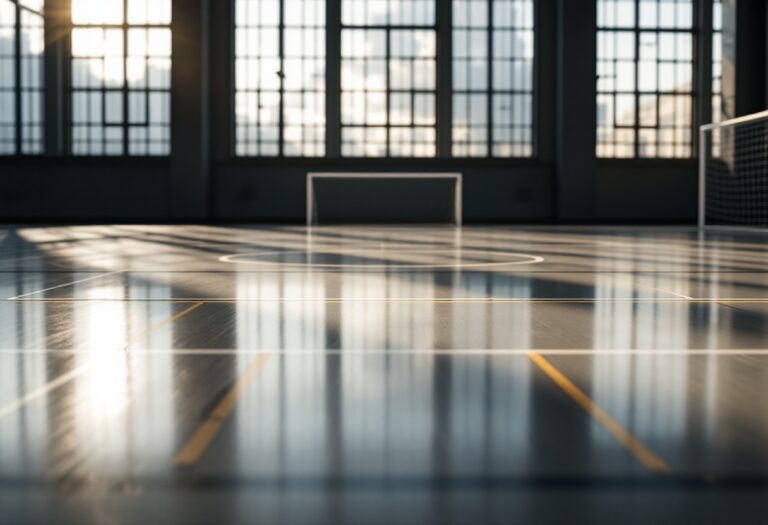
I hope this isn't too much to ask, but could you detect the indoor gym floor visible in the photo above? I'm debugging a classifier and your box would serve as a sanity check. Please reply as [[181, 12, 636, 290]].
[[1, 224, 768, 524]]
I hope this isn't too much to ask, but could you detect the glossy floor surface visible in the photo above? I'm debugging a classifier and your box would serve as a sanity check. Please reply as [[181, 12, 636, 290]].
[[1, 225, 768, 524]]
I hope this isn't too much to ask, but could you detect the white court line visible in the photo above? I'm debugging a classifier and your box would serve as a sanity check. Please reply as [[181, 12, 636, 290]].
[[6, 270, 125, 300], [648, 288, 695, 301], [0, 364, 89, 419], [1, 348, 767, 356], [219, 250, 545, 269]]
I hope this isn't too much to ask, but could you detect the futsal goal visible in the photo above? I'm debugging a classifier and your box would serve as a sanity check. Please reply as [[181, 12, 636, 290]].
[[307, 173, 463, 226], [699, 109, 768, 231]]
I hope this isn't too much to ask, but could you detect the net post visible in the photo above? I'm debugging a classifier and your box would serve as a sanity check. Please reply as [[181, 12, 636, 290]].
[[698, 126, 708, 231]]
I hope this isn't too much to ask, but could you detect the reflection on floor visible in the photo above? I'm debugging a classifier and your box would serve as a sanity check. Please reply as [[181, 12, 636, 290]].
[[1, 225, 768, 524]]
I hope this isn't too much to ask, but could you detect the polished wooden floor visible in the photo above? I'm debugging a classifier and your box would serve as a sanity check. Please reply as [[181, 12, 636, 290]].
[[1, 225, 768, 524]]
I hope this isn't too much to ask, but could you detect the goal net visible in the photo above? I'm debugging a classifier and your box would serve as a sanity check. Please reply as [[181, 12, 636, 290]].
[[699, 110, 768, 230]]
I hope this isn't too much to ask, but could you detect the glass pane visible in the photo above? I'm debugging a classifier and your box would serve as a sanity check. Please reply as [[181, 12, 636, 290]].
[[19, 0, 44, 12], [128, 0, 171, 25], [712, 0, 723, 125], [72, 0, 124, 25], [342, 0, 435, 27], [20, 10, 44, 153]]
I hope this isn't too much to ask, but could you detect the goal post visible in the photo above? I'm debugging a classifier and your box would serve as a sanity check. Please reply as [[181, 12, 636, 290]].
[[699, 109, 768, 231]]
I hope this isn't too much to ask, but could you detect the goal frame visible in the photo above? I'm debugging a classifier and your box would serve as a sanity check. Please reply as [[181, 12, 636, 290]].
[[306, 173, 463, 226]]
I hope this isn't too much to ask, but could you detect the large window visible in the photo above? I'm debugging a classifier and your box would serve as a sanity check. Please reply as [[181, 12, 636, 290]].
[[234, 0, 537, 159], [235, 0, 326, 157], [70, 0, 171, 156], [597, 0, 694, 158], [0, 0, 44, 155], [341, 2, 436, 157], [452, 0, 534, 157]]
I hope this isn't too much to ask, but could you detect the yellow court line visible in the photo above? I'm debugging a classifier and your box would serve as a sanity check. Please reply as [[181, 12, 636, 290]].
[[175, 352, 273, 467], [123, 302, 204, 348], [527, 352, 671, 475], [0, 302, 205, 421], [0, 366, 89, 420]]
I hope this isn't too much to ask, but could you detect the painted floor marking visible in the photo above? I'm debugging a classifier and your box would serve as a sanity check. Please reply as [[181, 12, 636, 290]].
[[6, 270, 125, 300], [529, 352, 671, 474], [175, 352, 273, 467], [0, 302, 204, 421]]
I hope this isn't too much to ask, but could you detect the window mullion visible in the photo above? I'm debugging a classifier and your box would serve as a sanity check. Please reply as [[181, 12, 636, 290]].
[[122, 3, 128, 155], [696, 0, 713, 147], [633, 0, 639, 157], [385, 27, 390, 156], [326, 0, 341, 157], [278, 0, 285, 156], [436, 0, 452, 157], [487, 0, 493, 157]]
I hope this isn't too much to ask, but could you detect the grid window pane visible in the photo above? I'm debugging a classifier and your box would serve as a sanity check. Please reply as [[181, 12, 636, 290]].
[[127, 0, 171, 25], [72, 0, 123, 25], [342, 0, 435, 26], [20, 9, 43, 153], [341, 0, 436, 158], [70, 0, 171, 156], [235, 0, 326, 157], [452, 0, 534, 158], [0, 0, 43, 155], [597, 0, 694, 159], [0, 0, 16, 154]]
